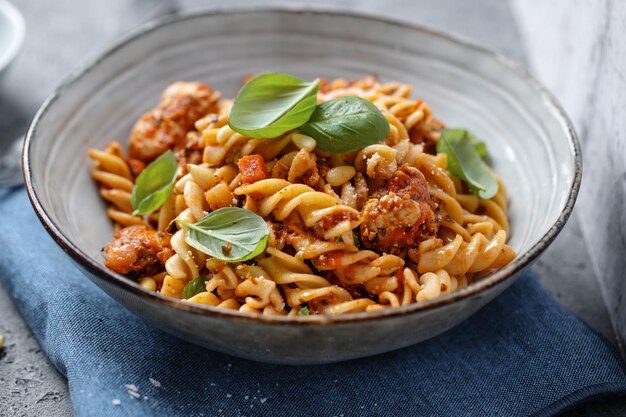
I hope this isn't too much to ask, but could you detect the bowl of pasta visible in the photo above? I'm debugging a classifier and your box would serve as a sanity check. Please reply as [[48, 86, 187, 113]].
[[23, 8, 581, 364]]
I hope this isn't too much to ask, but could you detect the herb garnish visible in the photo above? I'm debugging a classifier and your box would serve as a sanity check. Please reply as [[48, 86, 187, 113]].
[[436, 129, 498, 199], [298, 306, 310, 316], [228, 73, 319, 138], [300, 96, 389, 153], [181, 276, 208, 299], [228, 73, 388, 154], [131, 150, 178, 215], [442, 128, 487, 158], [352, 230, 363, 249], [177, 207, 269, 262]]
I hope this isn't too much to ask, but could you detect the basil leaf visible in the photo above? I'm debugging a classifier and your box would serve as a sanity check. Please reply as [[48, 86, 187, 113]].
[[353, 230, 363, 250], [177, 207, 269, 262], [298, 306, 310, 316], [228, 73, 320, 138], [131, 150, 178, 215], [181, 276, 208, 299], [437, 129, 498, 199], [442, 128, 488, 158], [300, 96, 389, 153]]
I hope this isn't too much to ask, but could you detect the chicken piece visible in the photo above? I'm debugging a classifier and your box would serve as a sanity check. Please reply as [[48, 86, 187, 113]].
[[126, 158, 146, 177], [128, 82, 219, 163], [239, 154, 269, 185], [103, 225, 173, 275], [360, 164, 438, 254]]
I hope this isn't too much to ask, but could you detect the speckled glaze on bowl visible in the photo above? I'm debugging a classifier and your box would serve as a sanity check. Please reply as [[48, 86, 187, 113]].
[[23, 8, 581, 364]]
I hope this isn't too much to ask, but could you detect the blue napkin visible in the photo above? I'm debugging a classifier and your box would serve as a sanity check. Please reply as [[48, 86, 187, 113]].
[[0, 187, 624, 417]]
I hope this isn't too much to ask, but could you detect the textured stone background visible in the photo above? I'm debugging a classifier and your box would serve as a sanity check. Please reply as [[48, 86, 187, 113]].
[[0, 0, 623, 416], [513, 0, 626, 360]]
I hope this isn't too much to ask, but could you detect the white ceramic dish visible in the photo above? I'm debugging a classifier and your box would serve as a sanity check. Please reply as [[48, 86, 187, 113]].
[[23, 8, 581, 364], [0, 0, 24, 76]]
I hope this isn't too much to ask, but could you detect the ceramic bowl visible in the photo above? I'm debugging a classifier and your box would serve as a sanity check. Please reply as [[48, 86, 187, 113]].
[[23, 8, 581, 364], [0, 0, 24, 77]]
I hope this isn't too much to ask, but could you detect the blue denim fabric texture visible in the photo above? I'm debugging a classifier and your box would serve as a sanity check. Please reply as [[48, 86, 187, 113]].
[[0, 187, 624, 417]]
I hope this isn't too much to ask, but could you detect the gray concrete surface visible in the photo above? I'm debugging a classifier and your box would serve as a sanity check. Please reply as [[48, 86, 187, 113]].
[[0, 288, 72, 417], [0, 1, 623, 416], [514, 0, 626, 358]]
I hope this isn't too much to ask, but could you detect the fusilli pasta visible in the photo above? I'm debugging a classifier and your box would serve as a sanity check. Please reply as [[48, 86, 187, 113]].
[[89, 76, 516, 316]]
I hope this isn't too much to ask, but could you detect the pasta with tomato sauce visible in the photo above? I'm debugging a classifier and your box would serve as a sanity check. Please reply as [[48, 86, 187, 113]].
[[88, 75, 515, 316]]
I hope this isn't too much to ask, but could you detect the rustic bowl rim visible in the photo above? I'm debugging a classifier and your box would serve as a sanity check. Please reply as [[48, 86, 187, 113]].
[[22, 6, 582, 326]]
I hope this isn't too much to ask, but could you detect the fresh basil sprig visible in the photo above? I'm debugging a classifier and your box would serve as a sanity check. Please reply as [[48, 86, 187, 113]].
[[131, 150, 178, 215], [228, 73, 389, 153], [177, 207, 269, 262], [181, 276, 208, 299], [442, 128, 487, 158], [228, 73, 320, 138], [300, 96, 389, 153], [436, 129, 498, 199]]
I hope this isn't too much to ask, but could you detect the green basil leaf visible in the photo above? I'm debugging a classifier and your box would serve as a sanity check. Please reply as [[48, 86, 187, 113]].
[[353, 230, 363, 250], [228, 73, 320, 138], [298, 306, 310, 316], [131, 150, 178, 215], [177, 207, 269, 262], [437, 129, 498, 199], [442, 128, 488, 158], [300, 96, 389, 153], [181, 276, 208, 299]]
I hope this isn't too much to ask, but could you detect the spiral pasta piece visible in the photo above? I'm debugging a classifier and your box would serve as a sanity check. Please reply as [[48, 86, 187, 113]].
[[88, 142, 146, 228], [313, 250, 404, 287], [355, 144, 398, 180], [235, 179, 361, 239], [258, 248, 353, 312], [417, 230, 515, 275], [164, 229, 204, 281], [234, 264, 285, 313]]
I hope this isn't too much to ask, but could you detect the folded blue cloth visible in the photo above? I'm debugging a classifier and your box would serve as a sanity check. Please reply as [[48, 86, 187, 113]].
[[0, 187, 624, 417]]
